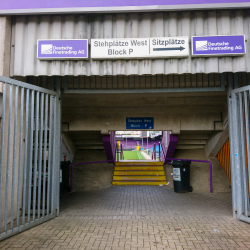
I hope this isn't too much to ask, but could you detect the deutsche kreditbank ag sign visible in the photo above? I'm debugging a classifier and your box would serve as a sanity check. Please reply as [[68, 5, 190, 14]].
[[37, 39, 88, 60]]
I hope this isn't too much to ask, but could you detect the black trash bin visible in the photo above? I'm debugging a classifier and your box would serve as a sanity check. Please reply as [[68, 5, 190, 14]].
[[169, 160, 192, 193], [60, 161, 71, 195]]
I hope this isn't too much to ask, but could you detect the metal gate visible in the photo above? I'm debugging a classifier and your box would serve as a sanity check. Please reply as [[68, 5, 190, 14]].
[[229, 84, 250, 223], [0, 76, 60, 240]]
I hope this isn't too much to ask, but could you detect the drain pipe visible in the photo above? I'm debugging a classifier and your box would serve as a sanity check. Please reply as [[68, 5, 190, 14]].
[[165, 157, 213, 193]]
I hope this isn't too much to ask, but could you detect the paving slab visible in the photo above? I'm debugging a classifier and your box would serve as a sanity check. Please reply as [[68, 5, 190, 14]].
[[0, 186, 249, 249]]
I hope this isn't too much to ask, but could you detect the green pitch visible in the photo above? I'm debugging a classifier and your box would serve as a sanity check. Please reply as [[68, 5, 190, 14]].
[[122, 151, 145, 160]]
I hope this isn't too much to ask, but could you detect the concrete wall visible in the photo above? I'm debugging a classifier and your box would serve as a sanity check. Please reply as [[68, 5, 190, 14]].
[[72, 150, 113, 191], [62, 92, 226, 134]]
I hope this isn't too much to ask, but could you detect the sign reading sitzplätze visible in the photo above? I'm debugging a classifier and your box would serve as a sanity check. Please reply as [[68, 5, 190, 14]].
[[37, 39, 88, 60], [91, 37, 189, 60], [192, 35, 246, 56]]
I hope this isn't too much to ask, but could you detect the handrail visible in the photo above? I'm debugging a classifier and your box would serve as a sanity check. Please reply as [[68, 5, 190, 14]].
[[165, 157, 213, 193], [159, 142, 161, 161], [152, 143, 156, 160], [120, 144, 124, 160], [161, 142, 167, 162], [70, 141, 118, 192]]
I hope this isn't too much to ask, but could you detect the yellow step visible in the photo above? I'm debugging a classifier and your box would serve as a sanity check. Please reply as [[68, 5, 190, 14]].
[[113, 176, 166, 181], [114, 171, 165, 176], [115, 161, 163, 166], [115, 166, 164, 171], [112, 181, 168, 185]]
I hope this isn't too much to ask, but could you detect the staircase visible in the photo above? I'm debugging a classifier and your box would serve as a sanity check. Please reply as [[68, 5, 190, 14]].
[[112, 160, 167, 185]]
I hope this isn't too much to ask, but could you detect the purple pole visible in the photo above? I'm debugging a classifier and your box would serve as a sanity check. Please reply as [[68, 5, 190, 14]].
[[165, 157, 213, 193]]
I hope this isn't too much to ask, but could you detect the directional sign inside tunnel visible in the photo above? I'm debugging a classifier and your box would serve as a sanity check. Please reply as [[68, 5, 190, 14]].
[[126, 117, 154, 130]]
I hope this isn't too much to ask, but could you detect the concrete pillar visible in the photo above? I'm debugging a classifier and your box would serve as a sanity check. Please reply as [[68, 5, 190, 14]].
[[0, 16, 11, 80], [0, 17, 22, 229]]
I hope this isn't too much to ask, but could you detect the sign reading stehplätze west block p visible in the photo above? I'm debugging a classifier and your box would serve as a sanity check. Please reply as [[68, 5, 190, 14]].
[[37, 39, 88, 60], [91, 37, 189, 60], [192, 35, 246, 56]]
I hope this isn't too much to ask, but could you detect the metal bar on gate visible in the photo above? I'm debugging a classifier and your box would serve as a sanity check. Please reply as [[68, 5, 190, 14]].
[[245, 91, 250, 195], [22, 89, 30, 225], [17, 87, 24, 227], [27, 90, 35, 223], [56, 80, 62, 216], [37, 93, 44, 219], [32, 92, 40, 221], [239, 92, 249, 215], [0, 83, 6, 229], [10, 86, 19, 230], [232, 93, 244, 217], [47, 96, 53, 215], [51, 96, 57, 214], [228, 73, 237, 217], [5, 84, 13, 231], [42, 94, 48, 217]]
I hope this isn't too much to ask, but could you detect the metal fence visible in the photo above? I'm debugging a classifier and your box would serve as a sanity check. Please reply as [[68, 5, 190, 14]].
[[230, 85, 250, 223], [0, 76, 60, 240]]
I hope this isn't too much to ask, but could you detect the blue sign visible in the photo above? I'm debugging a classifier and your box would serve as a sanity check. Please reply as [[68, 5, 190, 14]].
[[37, 39, 88, 60], [192, 35, 246, 56], [126, 117, 154, 129]]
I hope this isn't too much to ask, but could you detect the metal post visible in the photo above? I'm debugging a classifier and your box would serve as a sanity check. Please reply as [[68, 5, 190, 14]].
[[5, 84, 13, 231], [228, 72, 237, 218], [10, 86, 19, 230], [232, 93, 243, 217], [37, 93, 44, 219], [55, 76, 62, 216], [0, 83, 6, 229], [16, 87, 24, 227], [238, 92, 249, 215]]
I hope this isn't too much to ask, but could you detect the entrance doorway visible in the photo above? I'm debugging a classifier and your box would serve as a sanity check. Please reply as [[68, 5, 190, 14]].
[[115, 131, 163, 161]]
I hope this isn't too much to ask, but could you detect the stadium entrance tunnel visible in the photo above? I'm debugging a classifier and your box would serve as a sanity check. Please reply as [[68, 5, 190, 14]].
[[12, 75, 234, 216], [65, 130, 231, 194]]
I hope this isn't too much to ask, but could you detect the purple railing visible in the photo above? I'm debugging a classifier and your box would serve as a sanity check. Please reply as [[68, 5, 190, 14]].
[[165, 157, 213, 193]]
